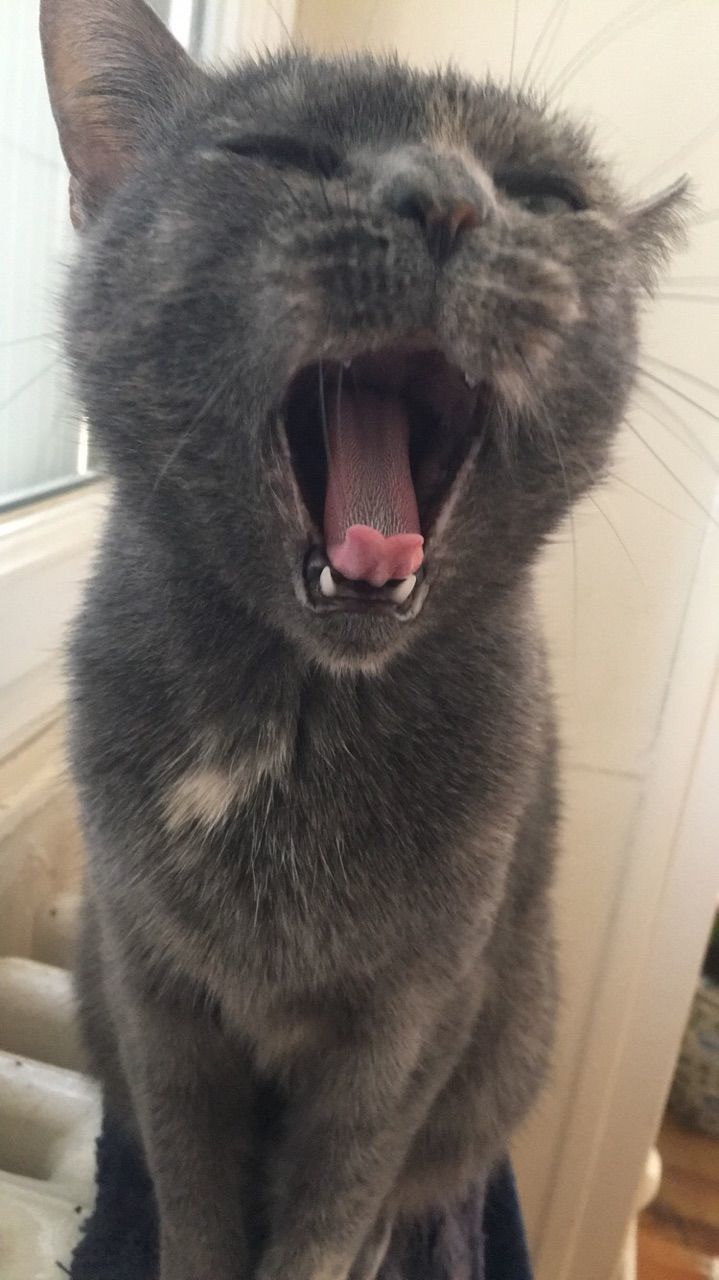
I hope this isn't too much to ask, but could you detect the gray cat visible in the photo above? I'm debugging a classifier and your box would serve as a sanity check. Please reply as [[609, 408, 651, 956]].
[[40, 2, 687, 1278]]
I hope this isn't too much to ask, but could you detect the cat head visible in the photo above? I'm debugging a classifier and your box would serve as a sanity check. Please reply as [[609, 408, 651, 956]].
[[41, 0, 688, 673]]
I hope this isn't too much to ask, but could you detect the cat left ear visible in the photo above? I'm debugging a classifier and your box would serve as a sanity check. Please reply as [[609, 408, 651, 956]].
[[625, 176, 693, 293], [40, 0, 201, 230]]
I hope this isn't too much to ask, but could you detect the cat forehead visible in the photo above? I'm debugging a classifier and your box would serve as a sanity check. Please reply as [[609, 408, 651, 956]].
[[212, 57, 606, 186]]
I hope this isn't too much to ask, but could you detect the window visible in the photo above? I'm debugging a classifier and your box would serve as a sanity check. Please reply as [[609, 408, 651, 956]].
[[0, 0, 209, 514]]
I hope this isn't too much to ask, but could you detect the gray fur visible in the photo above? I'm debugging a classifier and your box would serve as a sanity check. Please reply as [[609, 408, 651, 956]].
[[40, 2, 687, 1278]]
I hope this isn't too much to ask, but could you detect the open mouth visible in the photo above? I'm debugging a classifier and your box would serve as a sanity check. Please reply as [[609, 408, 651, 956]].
[[283, 346, 485, 615]]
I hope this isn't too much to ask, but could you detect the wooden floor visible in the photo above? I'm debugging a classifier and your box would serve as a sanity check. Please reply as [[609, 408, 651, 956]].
[[638, 1113, 719, 1280]]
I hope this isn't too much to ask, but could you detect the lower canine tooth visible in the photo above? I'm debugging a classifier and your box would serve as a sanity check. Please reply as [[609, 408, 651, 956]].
[[391, 574, 416, 604], [320, 566, 337, 598]]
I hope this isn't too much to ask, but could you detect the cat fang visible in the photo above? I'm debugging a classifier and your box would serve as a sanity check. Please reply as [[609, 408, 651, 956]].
[[320, 566, 417, 605]]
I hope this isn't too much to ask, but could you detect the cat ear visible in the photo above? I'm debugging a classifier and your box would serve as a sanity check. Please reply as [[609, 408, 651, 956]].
[[624, 177, 693, 293], [40, 0, 201, 229]]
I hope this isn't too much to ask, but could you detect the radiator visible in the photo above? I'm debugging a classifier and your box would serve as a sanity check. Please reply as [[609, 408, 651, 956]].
[[0, 895, 100, 1279]]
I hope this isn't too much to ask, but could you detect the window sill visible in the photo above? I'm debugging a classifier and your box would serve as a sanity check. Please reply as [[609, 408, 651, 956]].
[[0, 483, 108, 761]]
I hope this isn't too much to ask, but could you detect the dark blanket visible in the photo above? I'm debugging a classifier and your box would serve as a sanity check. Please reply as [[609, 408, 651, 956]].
[[69, 1115, 533, 1280]]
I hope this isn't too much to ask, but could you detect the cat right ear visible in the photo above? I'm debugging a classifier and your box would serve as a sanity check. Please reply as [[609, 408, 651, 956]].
[[40, 0, 201, 230], [625, 177, 693, 293]]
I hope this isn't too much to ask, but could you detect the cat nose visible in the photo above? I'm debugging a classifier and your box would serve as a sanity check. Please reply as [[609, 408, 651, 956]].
[[393, 193, 482, 264], [374, 145, 494, 263]]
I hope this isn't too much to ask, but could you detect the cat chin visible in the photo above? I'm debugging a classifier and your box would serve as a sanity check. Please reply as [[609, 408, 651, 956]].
[[285, 609, 418, 677], [272, 555, 433, 675], [310, 649, 397, 678]]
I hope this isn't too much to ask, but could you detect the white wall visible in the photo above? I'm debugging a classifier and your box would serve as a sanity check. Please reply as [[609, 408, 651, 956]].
[[292, 3, 719, 1278]]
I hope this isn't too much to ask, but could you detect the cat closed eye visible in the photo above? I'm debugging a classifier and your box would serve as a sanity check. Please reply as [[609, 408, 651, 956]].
[[218, 133, 343, 179], [493, 167, 587, 215]]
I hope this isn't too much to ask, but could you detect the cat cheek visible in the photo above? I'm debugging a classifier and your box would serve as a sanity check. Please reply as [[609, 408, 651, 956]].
[[440, 262, 582, 414], [494, 289, 583, 414], [491, 342, 561, 416]]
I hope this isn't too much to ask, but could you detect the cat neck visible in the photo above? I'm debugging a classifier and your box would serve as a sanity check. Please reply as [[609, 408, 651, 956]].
[[96, 492, 537, 752]]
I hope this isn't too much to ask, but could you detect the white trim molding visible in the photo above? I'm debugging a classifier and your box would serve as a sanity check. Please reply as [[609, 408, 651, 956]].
[[0, 486, 107, 760], [167, 0, 198, 48], [208, 0, 297, 61]]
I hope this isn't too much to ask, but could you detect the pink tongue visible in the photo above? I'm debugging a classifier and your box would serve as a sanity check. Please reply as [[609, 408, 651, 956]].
[[324, 387, 424, 588]]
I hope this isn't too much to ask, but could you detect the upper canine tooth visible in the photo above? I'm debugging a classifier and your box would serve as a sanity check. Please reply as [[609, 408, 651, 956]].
[[391, 574, 416, 604], [320, 566, 337, 598]]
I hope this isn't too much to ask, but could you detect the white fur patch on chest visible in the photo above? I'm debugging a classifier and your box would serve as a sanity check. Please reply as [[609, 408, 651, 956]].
[[163, 765, 242, 832], [162, 731, 290, 833]]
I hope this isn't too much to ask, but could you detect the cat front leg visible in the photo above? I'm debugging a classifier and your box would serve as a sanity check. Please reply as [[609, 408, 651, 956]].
[[112, 985, 256, 1280], [348, 1214, 394, 1280], [256, 997, 469, 1280]]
